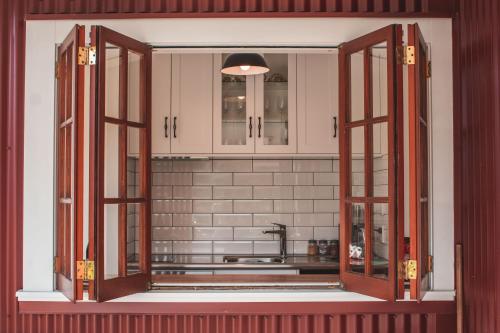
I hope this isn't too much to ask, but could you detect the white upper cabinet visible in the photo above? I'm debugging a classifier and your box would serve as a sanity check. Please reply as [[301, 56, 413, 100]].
[[151, 53, 171, 156], [171, 54, 213, 154], [255, 54, 297, 154], [213, 54, 256, 154], [297, 53, 338, 154]]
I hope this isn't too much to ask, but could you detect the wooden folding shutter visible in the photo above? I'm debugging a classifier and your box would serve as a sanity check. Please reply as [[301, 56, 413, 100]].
[[54, 25, 85, 301], [408, 23, 431, 300], [89, 26, 152, 301], [339, 24, 405, 300]]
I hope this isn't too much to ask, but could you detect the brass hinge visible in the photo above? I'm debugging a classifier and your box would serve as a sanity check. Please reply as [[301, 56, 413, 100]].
[[428, 255, 433, 272], [426, 61, 432, 78], [76, 260, 95, 281], [404, 46, 415, 65], [400, 259, 417, 280], [53, 256, 61, 273], [77, 46, 96, 66], [55, 62, 62, 79]]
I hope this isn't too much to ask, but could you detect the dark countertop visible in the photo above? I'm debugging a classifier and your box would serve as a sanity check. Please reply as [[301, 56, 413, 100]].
[[150, 254, 340, 270]]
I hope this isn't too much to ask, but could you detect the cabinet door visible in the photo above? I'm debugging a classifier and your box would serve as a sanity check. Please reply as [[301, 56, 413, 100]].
[[255, 54, 297, 154], [151, 53, 171, 156], [171, 54, 213, 154], [297, 53, 338, 154], [213, 53, 256, 154]]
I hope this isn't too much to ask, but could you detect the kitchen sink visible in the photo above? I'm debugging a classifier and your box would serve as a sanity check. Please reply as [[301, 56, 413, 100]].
[[223, 256, 285, 264]]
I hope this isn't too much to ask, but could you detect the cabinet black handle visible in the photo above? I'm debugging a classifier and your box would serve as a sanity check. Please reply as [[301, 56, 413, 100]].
[[173, 116, 177, 138], [258, 117, 262, 138], [249, 117, 253, 138], [164, 116, 168, 138], [333, 116, 337, 138]]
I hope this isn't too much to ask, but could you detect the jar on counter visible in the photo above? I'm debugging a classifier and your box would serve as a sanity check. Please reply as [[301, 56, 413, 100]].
[[307, 240, 318, 256], [329, 240, 339, 259], [318, 239, 329, 256]]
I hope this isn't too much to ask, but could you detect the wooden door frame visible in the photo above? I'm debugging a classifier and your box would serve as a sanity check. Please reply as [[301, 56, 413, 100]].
[[339, 24, 405, 301], [89, 25, 152, 301]]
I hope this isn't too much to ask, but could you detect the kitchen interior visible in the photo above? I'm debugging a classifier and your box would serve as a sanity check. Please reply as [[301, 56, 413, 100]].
[[107, 46, 392, 287]]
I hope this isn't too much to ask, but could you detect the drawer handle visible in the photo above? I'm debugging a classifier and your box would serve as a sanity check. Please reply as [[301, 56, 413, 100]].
[[249, 117, 253, 138], [173, 116, 177, 138], [333, 116, 337, 138], [258, 117, 262, 138], [164, 116, 168, 138]]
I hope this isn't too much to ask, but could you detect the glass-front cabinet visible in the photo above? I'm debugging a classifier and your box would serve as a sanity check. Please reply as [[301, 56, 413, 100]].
[[213, 53, 296, 154]]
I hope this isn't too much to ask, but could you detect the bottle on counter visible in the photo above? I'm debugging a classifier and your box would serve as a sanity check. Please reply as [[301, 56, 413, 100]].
[[318, 239, 329, 256], [329, 240, 339, 259], [307, 239, 318, 256]]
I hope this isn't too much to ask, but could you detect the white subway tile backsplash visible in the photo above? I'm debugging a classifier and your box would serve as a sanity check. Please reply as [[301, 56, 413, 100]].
[[351, 159, 365, 172], [152, 200, 193, 214], [152, 160, 172, 172], [172, 214, 212, 227], [153, 173, 192, 186], [193, 173, 232, 185], [234, 200, 273, 213], [213, 214, 252, 227], [193, 227, 233, 240], [152, 227, 192, 240], [314, 227, 339, 240], [253, 160, 292, 172], [293, 160, 332, 172], [234, 227, 274, 240], [313, 200, 340, 213], [274, 200, 313, 213], [193, 200, 232, 213], [152, 214, 172, 226], [293, 241, 308, 254], [152, 186, 172, 199], [234, 173, 273, 185], [173, 241, 212, 254], [213, 241, 252, 254], [294, 186, 334, 199], [152, 241, 173, 254], [287, 227, 314, 240], [173, 160, 212, 172], [253, 241, 280, 255], [150, 158, 342, 257], [254, 186, 293, 199], [213, 186, 252, 199], [294, 213, 334, 226], [173, 186, 212, 199], [313, 173, 339, 185], [253, 214, 294, 227], [213, 159, 252, 172], [273, 173, 313, 185]]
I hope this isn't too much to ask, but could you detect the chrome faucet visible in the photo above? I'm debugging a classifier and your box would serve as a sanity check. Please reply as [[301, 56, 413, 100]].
[[262, 223, 287, 259]]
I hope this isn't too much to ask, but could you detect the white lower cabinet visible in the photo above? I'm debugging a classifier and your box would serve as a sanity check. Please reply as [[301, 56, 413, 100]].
[[297, 53, 339, 154], [214, 269, 299, 275]]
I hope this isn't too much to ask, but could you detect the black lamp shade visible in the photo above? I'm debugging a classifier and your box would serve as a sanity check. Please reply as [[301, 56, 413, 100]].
[[221, 53, 270, 75]]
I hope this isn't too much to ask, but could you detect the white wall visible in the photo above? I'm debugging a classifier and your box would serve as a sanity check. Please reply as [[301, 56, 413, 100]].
[[24, 18, 454, 291]]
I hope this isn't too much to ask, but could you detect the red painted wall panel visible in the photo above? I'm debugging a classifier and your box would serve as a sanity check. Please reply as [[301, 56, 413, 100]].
[[453, 0, 500, 332]]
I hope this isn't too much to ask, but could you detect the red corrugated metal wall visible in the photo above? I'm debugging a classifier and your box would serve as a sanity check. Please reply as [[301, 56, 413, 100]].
[[26, 0, 453, 17], [0, 1, 464, 333], [453, 0, 500, 332]]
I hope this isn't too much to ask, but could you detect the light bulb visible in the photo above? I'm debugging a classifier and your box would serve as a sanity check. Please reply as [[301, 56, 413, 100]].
[[239, 65, 251, 71], [237, 96, 245, 100]]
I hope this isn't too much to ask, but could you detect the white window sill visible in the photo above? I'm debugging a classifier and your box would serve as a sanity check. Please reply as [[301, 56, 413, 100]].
[[16, 290, 455, 303]]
